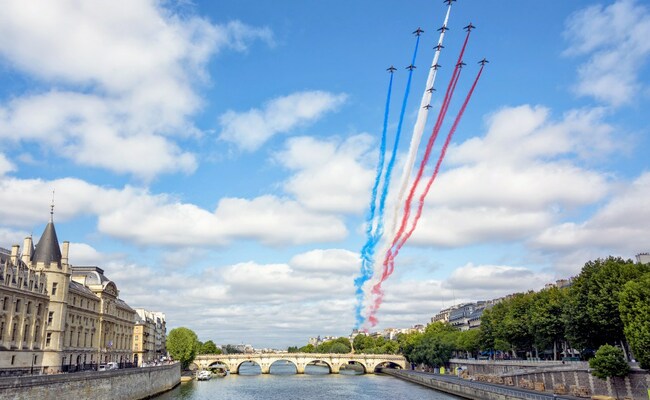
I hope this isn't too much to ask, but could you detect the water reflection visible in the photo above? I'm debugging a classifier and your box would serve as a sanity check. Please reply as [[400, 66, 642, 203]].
[[154, 364, 459, 400]]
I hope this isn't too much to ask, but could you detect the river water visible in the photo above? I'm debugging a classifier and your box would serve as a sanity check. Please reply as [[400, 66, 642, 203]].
[[153, 363, 459, 400]]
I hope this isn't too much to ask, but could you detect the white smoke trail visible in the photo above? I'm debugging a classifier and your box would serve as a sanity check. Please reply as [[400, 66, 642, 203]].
[[362, 5, 453, 327]]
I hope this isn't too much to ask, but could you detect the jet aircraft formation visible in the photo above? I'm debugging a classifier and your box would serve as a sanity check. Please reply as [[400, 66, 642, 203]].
[[354, 0, 487, 329]]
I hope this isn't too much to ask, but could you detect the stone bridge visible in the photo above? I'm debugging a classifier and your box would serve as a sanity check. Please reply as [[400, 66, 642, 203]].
[[194, 353, 406, 374]]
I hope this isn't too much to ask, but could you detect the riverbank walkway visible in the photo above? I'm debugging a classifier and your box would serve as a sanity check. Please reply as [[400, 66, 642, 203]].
[[381, 369, 583, 400]]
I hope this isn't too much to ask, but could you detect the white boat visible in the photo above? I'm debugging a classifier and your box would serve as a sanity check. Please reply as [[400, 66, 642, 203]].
[[197, 370, 212, 381]]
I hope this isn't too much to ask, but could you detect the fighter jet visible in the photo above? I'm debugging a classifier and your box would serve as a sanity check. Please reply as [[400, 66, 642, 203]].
[[464, 23, 476, 32], [423, 104, 433, 110], [406, 64, 416, 71], [386, 65, 397, 73], [433, 44, 445, 51], [413, 27, 424, 36], [456, 61, 467, 68], [437, 25, 449, 33], [431, 63, 442, 70], [426, 87, 436, 93], [443, 0, 456, 5], [478, 58, 489, 66]]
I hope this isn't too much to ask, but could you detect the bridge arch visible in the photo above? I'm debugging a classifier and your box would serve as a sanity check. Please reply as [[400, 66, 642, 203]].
[[269, 359, 298, 374], [303, 358, 333, 374], [373, 361, 403, 372], [234, 360, 263, 374]]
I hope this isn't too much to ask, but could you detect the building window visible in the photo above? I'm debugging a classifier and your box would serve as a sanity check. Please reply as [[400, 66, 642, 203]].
[[11, 323, 17, 341], [51, 282, 58, 296], [15, 299, 21, 313], [37, 303, 42, 316], [0, 321, 4, 341], [34, 325, 40, 343], [33, 355, 38, 365], [26, 301, 31, 314], [72, 297, 76, 306], [23, 324, 28, 342], [46, 333, 51, 347], [2, 297, 7, 311], [48, 312, 54, 325]]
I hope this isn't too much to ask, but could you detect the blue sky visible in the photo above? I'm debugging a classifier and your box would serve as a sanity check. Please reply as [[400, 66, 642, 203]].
[[0, 0, 649, 348]]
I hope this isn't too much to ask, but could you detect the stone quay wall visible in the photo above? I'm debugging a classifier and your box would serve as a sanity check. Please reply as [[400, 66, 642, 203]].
[[381, 369, 531, 400], [0, 362, 180, 400], [449, 359, 650, 400]]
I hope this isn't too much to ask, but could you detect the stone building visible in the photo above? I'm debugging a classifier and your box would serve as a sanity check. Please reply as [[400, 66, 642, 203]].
[[0, 211, 136, 374], [132, 309, 167, 366], [0, 245, 49, 373]]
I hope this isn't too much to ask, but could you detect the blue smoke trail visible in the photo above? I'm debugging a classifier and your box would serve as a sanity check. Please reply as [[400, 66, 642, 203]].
[[354, 35, 421, 328], [354, 72, 394, 327]]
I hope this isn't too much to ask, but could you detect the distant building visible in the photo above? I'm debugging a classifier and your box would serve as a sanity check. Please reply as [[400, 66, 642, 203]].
[[132, 309, 166, 366], [636, 253, 650, 264]]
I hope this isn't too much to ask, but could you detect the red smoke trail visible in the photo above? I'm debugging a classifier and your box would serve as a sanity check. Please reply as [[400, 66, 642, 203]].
[[368, 64, 484, 326], [366, 30, 472, 326], [387, 29, 471, 271]]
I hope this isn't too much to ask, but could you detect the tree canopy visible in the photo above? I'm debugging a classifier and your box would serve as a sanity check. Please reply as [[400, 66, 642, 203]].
[[167, 327, 199, 370], [589, 344, 630, 380], [619, 272, 650, 369]]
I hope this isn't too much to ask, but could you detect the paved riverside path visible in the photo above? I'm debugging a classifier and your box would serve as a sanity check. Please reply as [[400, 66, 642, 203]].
[[381, 369, 582, 400]]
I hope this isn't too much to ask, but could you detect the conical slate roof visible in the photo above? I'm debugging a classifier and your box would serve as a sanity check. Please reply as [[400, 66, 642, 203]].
[[33, 222, 62, 266]]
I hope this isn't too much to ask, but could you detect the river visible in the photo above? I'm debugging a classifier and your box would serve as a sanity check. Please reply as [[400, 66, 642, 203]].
[[153, 363, 460, 400]]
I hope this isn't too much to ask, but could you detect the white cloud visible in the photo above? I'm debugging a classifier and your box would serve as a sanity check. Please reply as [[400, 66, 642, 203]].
[[275, 134, 375, 213], [219, 91, 347, 151], [0, 1, 273, 179], [289, 249, 359, 276], [534, 172, 650, 256], [0, 154, 15, 176], [398, 105, 613, 248], [67, 243, 106, 266], [96, 194, 348, 246], [446, 263, 552, 293], [0, 175, 347, 247], [564, 0, 650, 106]]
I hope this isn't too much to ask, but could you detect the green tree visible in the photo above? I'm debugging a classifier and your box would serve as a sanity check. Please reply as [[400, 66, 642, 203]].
[[287, 346, 299, 353], [589, 344, 630, 398], [329, 342, 350, 354], [619, 272, 650, 369], [456, 329, 481, 359], [564, 257, 649, 355], [167, 327, 199, 370], [299, 344, 315, 353], [479, 302, 509, 356], [501, 292, 535, 356], [199, 340, 221, 355], [317, 337, 351, 353], [530, 287, 566, 360]]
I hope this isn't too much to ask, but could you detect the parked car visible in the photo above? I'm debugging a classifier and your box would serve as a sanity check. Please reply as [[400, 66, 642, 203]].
[[98, 362, 119, 371]]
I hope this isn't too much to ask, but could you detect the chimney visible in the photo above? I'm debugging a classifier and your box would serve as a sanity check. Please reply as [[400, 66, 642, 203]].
[[22, 237, 32, 264], [62, 241, 69, 265], [11, 244, 19, 264]]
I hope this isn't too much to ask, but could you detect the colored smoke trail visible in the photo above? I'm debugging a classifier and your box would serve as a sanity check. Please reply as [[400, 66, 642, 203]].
[[368, 64, 484, 327], [353, 71, 394, 327], [397, 65, 485, 252], [384, 4, 452, 265], [365, 29, 475, 327], [353, 32, 421, 328]]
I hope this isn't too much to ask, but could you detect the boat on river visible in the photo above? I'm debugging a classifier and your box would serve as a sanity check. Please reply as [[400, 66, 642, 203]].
[[197, 370, 211, 381]]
